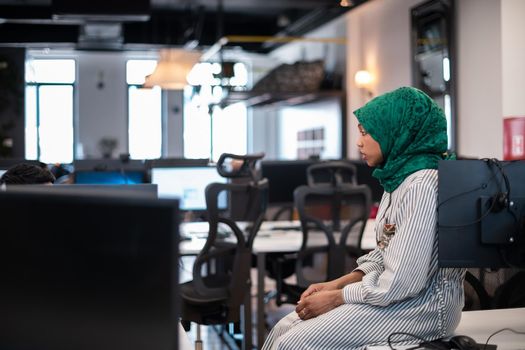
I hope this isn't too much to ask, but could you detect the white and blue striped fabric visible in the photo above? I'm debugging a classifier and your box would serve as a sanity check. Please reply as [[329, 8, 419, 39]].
[[262, 169, 466, 350]]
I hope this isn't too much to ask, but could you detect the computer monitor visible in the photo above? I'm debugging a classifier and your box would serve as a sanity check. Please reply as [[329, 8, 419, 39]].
[[438, 159, 525, 268], [147, 157, 210, 168], [73, 158, 147, 185], [151, 165, 227, 211], [0, 191, 180, 350], [4, 183, 158, 199], [260, 159, 319, 205], [73, 158, 146, 171], [74, 170, 146, 184]]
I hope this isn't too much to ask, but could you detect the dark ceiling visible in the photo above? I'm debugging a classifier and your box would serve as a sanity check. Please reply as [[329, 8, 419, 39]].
[[0, 0, 368, 53]]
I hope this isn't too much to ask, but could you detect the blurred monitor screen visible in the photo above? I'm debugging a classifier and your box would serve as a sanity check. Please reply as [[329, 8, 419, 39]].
[[261, 160, 318, 204], [0, 191, 179, 350], [74, 170, 145, 185], [4, 184, 158, 199], [151, 166, 227, 211]]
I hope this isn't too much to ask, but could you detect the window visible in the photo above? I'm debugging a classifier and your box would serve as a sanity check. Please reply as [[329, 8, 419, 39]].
[[184, 62, 248, 161], [126, 60, 162, 159], [183, 86, 211, 159], [25, 59, 75, 163], [211, 103, 247, 160]]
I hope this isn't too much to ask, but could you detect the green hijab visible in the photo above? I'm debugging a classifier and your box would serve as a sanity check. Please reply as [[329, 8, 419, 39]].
[[354, 86, 448, 193]]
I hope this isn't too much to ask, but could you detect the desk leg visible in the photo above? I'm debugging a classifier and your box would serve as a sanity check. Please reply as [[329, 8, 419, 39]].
[[257, 252, 266, 349]]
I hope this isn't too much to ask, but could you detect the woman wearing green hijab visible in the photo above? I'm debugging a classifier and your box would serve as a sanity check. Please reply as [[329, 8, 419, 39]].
[[262, 87, 465, 350]]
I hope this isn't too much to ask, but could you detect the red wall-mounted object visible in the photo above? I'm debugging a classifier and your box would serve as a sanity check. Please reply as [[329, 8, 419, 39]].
[[503, 116, 525, 160]]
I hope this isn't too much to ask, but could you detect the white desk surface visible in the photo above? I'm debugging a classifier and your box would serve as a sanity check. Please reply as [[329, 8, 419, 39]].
[[454, 307, 525, 349], [367, 308, 525, 350], [180, 219, 377, 255]]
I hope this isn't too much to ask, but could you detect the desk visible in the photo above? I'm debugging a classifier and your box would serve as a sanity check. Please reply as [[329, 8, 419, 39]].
[[180, 219, 377, 255], [367, 308, 525, 349], [180, 219, 377, 349], [454, 307, 525, 349]]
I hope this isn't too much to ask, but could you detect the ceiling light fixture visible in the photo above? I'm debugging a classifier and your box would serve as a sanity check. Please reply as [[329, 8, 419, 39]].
[[143, 48, 202, 90], [340, 0, 354, 7]]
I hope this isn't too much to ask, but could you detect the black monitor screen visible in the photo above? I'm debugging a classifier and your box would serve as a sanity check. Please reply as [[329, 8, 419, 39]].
[[438, 159, 525, 268], [74, 170, 146, 184], [73, 159, 146, 172], [0, 191, 179, 350], [5, 184, 158, 199], [151, 166, 227, 211], [261, 160, 318, 204]]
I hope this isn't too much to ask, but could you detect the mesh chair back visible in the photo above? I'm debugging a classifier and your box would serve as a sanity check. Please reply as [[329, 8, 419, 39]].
[[307, 161, 357, 187], [293, 184, 372, 287]]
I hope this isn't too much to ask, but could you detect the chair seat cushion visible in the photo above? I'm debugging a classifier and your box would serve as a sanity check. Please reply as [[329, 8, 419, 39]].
[[180, 280, 228, 305], [180, 281, 239, 325]]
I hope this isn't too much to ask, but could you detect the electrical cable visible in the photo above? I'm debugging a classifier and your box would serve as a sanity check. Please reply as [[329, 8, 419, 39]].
[[387, 332, 444, 350], [482, 327, 525, 350], [438, 159, 517, 229], [437, 158, 500, 210], [488, 159, 523, 267], [387, 328, 525, 350], [438, 191, 499, 229]]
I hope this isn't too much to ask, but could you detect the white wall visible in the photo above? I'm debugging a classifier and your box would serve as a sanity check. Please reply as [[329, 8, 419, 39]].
[[278, 98, 342, 159], [250, 106, 279, 159], [346, 0, 426, 159], [501, 0, 525, 117], [456, 0, 503, 158], [76, 50, 184, 159], [77, 52, 128, 158], [345, 0, 525, 160], [164, 90, 184, 158]]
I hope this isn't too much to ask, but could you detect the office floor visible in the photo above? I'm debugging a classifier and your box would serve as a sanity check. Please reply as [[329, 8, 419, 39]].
[[180, 256, 295, 350]]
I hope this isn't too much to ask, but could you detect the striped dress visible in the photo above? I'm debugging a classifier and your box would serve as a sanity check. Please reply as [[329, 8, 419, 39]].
[[262, 169, 466, 350]]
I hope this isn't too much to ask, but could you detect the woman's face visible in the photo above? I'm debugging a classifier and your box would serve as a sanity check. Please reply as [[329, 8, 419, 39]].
[[357, 124, 384, 167]]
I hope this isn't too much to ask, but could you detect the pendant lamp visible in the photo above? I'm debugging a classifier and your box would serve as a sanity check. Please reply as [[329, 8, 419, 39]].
[[143, 48, 202, 90]]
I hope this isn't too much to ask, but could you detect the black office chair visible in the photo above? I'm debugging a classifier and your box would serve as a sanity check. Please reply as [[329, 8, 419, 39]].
[[179, 153, 268, 350], [264, 161, 367, 306], [463, 270, 492, 311], [306, 160, 357, 187], [273, 181, 372, 306]]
